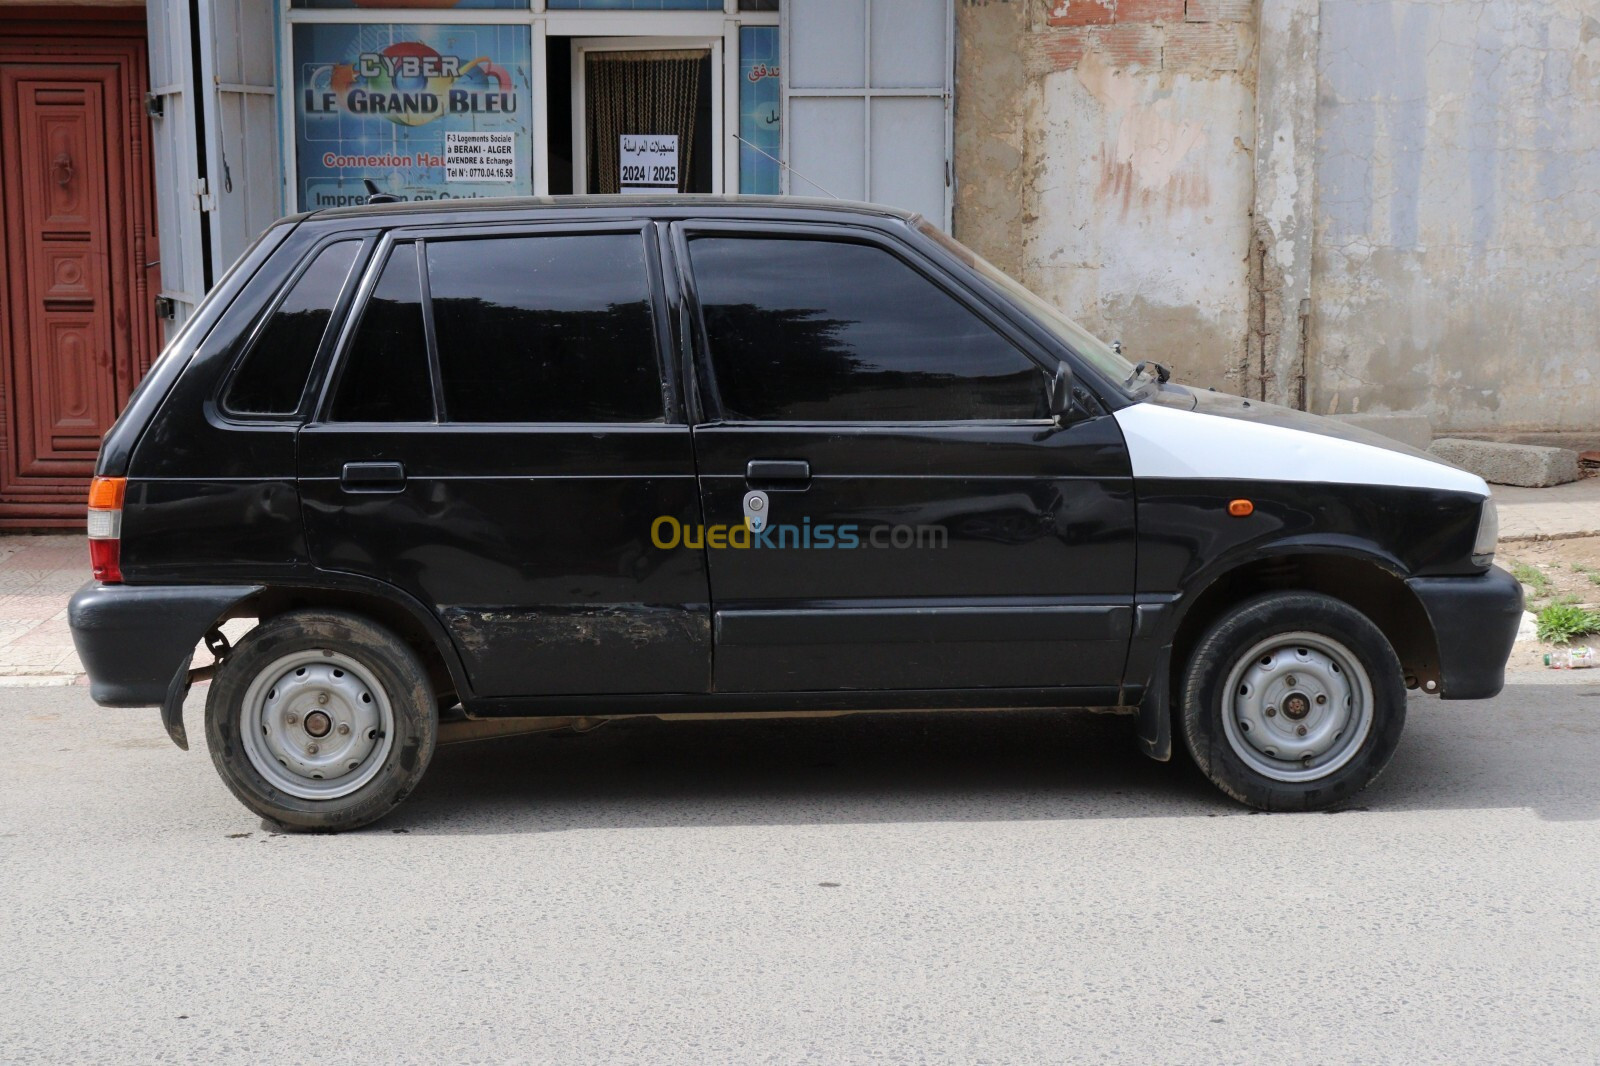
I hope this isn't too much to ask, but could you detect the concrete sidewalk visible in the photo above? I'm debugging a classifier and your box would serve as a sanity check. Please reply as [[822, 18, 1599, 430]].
[[4, 479, 1598, 685], [1493, 477, 1600, 541], [0, 535, 91, 686]]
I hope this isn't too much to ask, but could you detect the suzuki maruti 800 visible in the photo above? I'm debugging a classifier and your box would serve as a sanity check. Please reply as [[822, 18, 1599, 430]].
[[69, 198, 1522, 830]]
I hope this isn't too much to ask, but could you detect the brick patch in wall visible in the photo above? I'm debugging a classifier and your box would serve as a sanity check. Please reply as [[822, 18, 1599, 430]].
[[1186, 0, 1254, 22], [1045, 0, 1185, 26], [1046, 0, 1114, 27], [1164, 21, 1241, 72], [1029, 0, 1246, 76], [1091, 24, 1164, 65], [1028, 22, 1163, 73], [1115, 0, 1185, 23], [1029, 31, 1091, 73]]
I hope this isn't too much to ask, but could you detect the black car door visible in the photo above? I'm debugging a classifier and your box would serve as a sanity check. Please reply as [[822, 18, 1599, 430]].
[[298, 220, 711, 700], [671, 220, 1137, 697]]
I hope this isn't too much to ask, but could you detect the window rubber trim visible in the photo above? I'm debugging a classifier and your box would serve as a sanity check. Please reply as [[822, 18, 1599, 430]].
[[316, 221, 675, 428], [212, 233, 376, 426], [667, 218, 1089, 426]]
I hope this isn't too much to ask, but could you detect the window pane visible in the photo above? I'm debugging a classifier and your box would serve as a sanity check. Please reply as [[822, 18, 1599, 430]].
[[871, 0, 946, 89], [290, 25, 534, 211], [690, 237, 1049, 422], [788, 0, 865, 89], [226, 241, 360, 415], [427, 234, 663, 423], [738, 26, 781, 195], [789, 98, 864, 200], [293, 0, 525, 7], [331, 244, 434, 422], [547, 1, 721, 8]]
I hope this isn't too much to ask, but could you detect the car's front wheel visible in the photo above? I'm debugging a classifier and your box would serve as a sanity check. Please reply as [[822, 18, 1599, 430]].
[[204, 609, 437, 832], [1180, 592, 1407, 811]]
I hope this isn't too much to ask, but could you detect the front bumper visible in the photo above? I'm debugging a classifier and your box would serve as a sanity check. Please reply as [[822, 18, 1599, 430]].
[[68, 581, 260, 748], [1406, 565, 1523, 700]]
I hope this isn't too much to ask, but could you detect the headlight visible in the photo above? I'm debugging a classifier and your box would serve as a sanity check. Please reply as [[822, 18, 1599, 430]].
[[1472, 499, 1498, 567]]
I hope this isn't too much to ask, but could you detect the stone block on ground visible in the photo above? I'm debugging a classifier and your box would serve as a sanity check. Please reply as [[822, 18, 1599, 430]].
[[1427, 438, 1582, 488], [1329, 413, 1434, 452]]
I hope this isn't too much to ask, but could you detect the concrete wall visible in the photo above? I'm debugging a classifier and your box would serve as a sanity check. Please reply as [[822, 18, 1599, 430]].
[[955, 0, 1259, 391], [955, 0, 1600, 433], [1311, 0, 1600, 432]]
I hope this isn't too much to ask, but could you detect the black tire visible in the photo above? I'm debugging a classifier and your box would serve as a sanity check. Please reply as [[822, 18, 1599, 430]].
[[204, 609, 437, 832], [1179, 592, 1406, 812]]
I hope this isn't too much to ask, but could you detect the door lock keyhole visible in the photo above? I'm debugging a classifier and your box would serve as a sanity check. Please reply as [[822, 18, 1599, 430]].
[[743, 490, 769, 533]]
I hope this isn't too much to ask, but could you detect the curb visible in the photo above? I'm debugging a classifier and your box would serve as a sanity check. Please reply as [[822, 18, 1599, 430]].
[[1501, 530, 1600, 544]]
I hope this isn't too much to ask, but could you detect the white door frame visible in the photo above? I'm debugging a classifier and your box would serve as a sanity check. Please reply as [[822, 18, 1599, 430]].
[[569, 35, 724, 196]]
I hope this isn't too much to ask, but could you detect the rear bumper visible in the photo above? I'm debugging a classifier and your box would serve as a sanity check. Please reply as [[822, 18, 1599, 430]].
[[68, 581, 260, 707], [1406, 566, 1524, 700]]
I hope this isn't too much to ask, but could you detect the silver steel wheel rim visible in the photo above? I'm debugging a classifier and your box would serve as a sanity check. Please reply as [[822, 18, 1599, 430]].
[[1220, 631, 1374, 783], [238, 650, 395, 801]]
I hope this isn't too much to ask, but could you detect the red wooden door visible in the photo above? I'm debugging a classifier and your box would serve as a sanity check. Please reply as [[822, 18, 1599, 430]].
[[0, 24, 158, 527]]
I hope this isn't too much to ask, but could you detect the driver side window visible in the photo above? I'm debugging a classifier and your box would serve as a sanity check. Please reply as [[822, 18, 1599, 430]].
[[688, 235, 1050, 422]]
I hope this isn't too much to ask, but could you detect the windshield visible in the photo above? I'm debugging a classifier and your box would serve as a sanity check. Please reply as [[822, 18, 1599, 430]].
[[915, 219, 1140, 392]]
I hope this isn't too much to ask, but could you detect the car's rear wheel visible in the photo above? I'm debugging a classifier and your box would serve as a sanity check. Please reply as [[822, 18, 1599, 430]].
[[1180, 592, 1407, 811], [205, 610, 436, 832]]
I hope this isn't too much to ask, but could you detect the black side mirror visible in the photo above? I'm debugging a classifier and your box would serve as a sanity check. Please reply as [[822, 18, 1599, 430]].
[[1049, 361, 1075, 424]]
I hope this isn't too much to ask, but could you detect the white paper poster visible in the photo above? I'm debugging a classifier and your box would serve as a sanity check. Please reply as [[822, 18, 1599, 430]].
[[444, 131, 516, 183], [619, 134, 679, 194]]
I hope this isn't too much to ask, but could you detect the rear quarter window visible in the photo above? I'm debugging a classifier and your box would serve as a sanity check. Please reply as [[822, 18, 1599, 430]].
[[222, 240, 361, 417]]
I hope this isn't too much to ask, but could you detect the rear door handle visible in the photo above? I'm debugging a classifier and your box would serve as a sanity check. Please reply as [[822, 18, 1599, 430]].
[[746, 459, 810, 487], [340, 461, 406, 492]]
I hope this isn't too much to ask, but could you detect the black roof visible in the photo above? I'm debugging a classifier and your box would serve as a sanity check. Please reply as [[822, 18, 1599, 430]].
[[304, 194, 918, 226]]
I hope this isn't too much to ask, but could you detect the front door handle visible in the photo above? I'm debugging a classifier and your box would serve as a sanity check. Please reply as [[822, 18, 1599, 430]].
[[746, 459, 810, 487], [340, 461, 406, 492]]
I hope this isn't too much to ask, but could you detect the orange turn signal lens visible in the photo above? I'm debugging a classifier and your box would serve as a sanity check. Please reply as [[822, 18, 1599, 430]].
[[87, 476, 126, 510], [1228, 499, 1254, 517]]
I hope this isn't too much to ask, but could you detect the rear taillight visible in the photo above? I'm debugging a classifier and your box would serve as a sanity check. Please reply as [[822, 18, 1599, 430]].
[[87, 476, 125, 583]]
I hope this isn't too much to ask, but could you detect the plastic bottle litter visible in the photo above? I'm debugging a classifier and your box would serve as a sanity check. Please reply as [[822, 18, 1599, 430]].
[[1544, 645, 1597, 669]]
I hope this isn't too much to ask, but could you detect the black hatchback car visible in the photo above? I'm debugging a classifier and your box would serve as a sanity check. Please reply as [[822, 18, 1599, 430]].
[[69, 197, 1521, 831]]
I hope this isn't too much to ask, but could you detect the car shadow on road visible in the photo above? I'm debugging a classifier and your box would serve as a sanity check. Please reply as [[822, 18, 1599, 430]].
[[393, 709, 1232, 834], [386, 686, 1600, 834]]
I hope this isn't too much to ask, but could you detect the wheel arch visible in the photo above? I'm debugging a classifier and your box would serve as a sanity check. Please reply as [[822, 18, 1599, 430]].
[[1166, 550, 1441, 700], [1134, 545, 1443, 762], [239, 581, 470, 707]]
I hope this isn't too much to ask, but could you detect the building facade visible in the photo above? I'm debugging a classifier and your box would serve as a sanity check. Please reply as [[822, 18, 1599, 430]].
[[0, 0, 1596, 524], [956, 0, 1600, 433]]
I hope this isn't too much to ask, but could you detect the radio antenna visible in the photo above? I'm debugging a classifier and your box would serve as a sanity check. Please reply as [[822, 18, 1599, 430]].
[[363, 179, 403, 205], [731, 133, 843, 201]]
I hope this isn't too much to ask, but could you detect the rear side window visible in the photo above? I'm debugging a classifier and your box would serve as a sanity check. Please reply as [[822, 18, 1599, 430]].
[[426, 233, 663, 423], [224, 241, 359, 416], [689, 236, 1049, 422], [330, 243, 434, 423]]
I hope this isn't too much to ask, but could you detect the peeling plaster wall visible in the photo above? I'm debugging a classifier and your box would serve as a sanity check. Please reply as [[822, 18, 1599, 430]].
[[954, 2, 1031, 278], [1312, 0, 1600, 431], [955, 0, 1258, 390]]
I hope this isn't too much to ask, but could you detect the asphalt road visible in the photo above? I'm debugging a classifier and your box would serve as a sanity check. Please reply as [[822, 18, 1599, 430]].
[[2, 682, 1597, 1064]]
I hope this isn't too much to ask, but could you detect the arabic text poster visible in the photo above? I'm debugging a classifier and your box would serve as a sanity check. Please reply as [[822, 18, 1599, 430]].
[[739, 26, 780, 195], [620, 135, 679, 193], [294, 23, 533, 209]]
